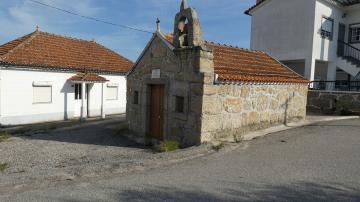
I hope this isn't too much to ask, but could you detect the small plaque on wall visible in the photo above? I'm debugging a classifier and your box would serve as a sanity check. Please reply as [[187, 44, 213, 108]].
[[152, 69, 161, 79]]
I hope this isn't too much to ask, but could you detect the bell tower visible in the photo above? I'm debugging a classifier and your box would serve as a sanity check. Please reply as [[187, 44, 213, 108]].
[[173, 0, 204, 48]]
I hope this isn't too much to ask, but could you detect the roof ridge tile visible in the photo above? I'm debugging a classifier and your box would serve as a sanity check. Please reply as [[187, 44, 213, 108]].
[[38, 31, 95, 43]]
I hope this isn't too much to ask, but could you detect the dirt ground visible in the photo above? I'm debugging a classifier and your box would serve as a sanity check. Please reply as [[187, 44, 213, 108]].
[[0, 117, 211, 195]]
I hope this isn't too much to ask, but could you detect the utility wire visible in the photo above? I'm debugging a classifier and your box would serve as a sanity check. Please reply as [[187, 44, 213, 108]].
[[28, 0, 153, 34]]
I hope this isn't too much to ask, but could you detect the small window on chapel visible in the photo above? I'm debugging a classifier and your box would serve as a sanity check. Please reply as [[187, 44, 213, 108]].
[[175, 96, 185, 113], [133, 91, 139, 105]]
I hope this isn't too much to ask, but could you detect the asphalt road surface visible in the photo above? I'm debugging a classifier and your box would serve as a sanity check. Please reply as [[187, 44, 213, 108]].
[[2, 119, 360, 202]]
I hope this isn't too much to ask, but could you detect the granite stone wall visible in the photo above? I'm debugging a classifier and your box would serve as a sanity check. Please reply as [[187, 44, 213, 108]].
[[127, 34, 309, 147], [126, 35, 213, 147], [201, 84, 308, 142], [307, 90, 360, 115]]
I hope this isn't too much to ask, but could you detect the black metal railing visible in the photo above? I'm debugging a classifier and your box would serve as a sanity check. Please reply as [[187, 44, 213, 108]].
[[310, 80, 360, 92], [337, 40, 360, 67]]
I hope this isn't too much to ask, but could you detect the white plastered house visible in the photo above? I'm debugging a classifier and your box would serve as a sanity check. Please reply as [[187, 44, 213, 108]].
[[246, 0, 360, 89], [0, 30, 133, 126]]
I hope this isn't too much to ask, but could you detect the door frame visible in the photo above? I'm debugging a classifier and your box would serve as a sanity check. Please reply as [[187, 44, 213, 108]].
[[148, 84, 165, 140], [338, 23, 346, 42], [73, 83, 91, 118], [338, 23, 346, 57], [144, 79, 169, 141]]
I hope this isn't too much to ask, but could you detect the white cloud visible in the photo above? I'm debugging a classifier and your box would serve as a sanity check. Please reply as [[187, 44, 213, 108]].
[[0, 0, 253, 60], [0, 0, 101, 43]]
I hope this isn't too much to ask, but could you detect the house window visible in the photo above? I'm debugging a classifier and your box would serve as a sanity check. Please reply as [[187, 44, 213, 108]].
[[350, 24, 360, 43], [175, 96, 185, 113], [107, 86, 118, 100], [321, 17, 333, 40], [33, 85, 52, 104], [133, 91, 139, 104], [75, 83, 82, 100]]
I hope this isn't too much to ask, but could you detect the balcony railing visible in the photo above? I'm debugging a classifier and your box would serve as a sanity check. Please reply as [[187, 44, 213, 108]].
[[337, 40, 360, 66], [310, 81, 360, 92]]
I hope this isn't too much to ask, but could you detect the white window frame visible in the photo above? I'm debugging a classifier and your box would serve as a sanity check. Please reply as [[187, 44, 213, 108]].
[[33, 82, 52, 104], [350, 24, 360, 43]]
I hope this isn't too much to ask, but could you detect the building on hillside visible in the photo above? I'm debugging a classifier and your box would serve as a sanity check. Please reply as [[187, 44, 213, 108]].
[[126, 0, 309, 147], [0, 29, 133, 126], [246, 0, 360, 91]]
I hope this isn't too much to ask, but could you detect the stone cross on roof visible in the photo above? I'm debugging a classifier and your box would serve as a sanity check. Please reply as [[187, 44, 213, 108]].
[[156, 18, 161, 32]]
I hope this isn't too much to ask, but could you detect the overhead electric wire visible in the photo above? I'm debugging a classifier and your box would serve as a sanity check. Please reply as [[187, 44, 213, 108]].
[[28, 0, 153, 34]]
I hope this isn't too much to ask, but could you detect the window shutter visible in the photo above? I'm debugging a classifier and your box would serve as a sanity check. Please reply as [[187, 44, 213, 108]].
[[33, 86, 52, 103], [107, 86, 118, 100], [322, 18, 333, 32]]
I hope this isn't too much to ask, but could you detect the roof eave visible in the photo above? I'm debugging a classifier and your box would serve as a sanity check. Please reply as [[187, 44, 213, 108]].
[[216, 80, 309, 85], [0, 62, 128, 75], [126, 31, 176, 77], [244, 0, 269, 16]]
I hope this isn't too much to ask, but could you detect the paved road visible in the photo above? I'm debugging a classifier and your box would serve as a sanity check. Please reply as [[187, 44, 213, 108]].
[[2, 119, 360, 202]]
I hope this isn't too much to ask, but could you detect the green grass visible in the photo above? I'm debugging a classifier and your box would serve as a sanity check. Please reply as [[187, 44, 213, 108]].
[[0, 132, 12, 142], [212, 143, 224, 152], [159, 141, 180, 152], [0, 163, 9, 172]]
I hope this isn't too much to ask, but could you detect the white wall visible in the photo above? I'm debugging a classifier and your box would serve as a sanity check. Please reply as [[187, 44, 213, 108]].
[[88, 74, 127, 117], [250, 0, 360, 81], [0, 67, 126, 126], [250, 0, 316, 61], [312, 0, 345, 62]]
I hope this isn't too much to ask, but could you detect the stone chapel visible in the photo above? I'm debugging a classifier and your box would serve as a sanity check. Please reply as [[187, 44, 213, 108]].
[[126, 0, 309, 147]]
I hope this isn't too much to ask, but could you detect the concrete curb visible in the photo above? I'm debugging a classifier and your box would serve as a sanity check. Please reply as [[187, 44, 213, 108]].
[[242, 116, 360, 141]]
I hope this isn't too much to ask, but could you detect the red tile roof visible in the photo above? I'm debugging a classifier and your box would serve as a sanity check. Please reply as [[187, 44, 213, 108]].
[[69, 73, 108, 82], [164, 34, 308, 84], [0, 31, 133, 73]]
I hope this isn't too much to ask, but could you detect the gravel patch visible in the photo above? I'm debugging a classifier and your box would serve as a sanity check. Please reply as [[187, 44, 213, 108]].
[[0, 119, 212, 195]]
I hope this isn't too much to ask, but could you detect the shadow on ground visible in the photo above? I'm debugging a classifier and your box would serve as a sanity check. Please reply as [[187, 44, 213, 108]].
[[52, 181, 360, 202], [21, 120, 146, 149], [115, 182, 360, 202]]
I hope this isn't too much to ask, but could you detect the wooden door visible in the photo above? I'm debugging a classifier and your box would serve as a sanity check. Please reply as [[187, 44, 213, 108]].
[[339, 23, 346, 42], [149, 85, 165, 140]]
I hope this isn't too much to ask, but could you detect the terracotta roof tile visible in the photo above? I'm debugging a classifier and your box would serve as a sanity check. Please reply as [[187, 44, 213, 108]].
[[165, 34, 308, 84], [69, 72, 108, 82], [0, 31, 133, 73], [0, 33, 34, 56]]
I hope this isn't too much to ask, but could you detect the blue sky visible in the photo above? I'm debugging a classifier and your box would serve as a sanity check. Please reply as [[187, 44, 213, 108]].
[[0, 0, 254, 61]]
